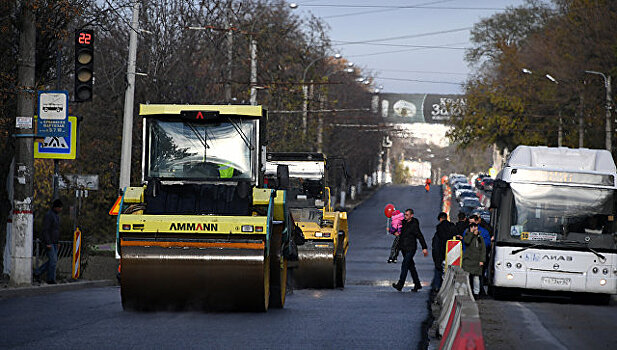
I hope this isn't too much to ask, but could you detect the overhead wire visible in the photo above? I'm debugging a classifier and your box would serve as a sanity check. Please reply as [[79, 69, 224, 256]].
[[346, 42, 468, 58], [334, 27, 472, 46], [375, 76, 463, 85], [321, 0, 455, 19]]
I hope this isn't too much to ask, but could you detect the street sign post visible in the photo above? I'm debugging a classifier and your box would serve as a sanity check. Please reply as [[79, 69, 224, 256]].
[[37, 90, 69, 138], [34, 116, 77, 159]]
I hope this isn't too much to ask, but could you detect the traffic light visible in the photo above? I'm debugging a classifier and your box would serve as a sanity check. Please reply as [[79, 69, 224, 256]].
[[74, 30, 94, 102]]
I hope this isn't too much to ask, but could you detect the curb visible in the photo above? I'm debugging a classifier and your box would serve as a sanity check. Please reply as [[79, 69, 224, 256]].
[[0, 280, 116, 299]]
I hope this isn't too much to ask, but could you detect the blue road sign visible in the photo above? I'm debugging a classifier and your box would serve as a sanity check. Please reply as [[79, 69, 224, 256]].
[[37, 90, 69, 137]]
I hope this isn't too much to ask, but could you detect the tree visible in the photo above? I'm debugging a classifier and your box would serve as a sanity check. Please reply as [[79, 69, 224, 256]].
[[451, 0, 617, 153]]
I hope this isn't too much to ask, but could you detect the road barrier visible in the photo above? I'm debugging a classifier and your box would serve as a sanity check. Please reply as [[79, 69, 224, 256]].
[[430, 266, 485, 350]]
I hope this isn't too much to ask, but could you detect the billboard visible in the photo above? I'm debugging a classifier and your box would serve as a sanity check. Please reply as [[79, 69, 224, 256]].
[[379, 93, 466, 124]]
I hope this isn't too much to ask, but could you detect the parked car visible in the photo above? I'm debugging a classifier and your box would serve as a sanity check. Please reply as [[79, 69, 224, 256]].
[[454, 183, 473, 194], [450, 176, 467, 187], [480, 178, 494, 191], [474, 174, 490, 189], [459, 198, 481, 215], [457, 190, 478, 203]]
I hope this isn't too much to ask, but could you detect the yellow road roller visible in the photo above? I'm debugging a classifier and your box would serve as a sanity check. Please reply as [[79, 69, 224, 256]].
[[115, 105, 294, 311], [265, 152, 349, 288]]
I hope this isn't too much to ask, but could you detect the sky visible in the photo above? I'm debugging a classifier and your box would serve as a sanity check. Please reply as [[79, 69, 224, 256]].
[[292, 0, 528, 94]]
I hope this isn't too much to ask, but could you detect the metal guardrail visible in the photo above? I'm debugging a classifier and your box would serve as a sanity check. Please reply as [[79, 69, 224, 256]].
[[33, 239, 74, 276]]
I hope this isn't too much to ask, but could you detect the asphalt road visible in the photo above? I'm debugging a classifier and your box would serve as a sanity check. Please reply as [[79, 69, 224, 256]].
[[0, 185, 442, 350], [447, 185, 617, 350]]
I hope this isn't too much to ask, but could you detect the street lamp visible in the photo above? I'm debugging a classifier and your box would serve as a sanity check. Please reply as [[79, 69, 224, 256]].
[[584, 70, 613, 151], [302, 54, 342, 136], [521, 68, 563, 146]]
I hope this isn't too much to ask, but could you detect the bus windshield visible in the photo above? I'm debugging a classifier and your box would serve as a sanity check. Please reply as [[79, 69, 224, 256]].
[[147, 119, 255, 181], [507, 183, 617, 250]]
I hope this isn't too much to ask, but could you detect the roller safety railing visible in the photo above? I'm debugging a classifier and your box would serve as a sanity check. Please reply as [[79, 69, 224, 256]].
[[430, 266, 486, 350]]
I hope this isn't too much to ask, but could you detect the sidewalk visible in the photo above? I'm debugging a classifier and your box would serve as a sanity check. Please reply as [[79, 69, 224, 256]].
[[0, 278, 115, 299]]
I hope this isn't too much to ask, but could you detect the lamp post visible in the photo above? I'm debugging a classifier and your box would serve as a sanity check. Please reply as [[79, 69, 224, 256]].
[[584, 70, 612, 151], [522, 68, 563, 146], [302, 53, 342, 136]]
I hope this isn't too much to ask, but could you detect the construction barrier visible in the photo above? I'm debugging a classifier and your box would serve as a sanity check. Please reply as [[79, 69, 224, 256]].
[[445, 239, 462, 268], [430, 266, 485, 350], [439, 295, 485, 350], [72, 227, 82, 279]]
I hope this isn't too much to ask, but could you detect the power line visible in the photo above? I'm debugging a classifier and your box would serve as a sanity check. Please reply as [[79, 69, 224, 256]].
[[335, 27, 472, 46], [301, 3, 506, 10], [332, 41, 467, 50], [346, 42, 467, 58], [322, 0, 454, 19], [371, 68, 468, 76], [375, 76, 463, 85]]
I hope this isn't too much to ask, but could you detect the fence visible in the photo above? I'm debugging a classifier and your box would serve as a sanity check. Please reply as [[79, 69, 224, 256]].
[[33, 239, 74, 277]]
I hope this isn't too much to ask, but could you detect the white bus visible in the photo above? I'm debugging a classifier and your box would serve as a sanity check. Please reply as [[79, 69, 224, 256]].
[[489, 146, 617, 303]]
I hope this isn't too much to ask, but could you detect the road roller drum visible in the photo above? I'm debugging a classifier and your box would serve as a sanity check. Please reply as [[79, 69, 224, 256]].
[[120, 238, 269, 311]]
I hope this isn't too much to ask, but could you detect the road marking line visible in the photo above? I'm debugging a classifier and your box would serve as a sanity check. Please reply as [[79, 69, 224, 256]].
[[514, 302, 568, 350]]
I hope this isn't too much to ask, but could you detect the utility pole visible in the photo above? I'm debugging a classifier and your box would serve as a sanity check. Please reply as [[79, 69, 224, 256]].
[[119, 1, 140, 192], [579, 94, 584, 148], [606, 75, 612, 151], [225, 8, 233, 103], [302, 81, 313, 136], [302, 84, 308, 135], [557, 111, 563, 147], [249, 38, 257, 105], [52, 45, 62, 200], [584, 70, 612, 151], [317, 91, 325, 153], [10, 2, 36, 285]]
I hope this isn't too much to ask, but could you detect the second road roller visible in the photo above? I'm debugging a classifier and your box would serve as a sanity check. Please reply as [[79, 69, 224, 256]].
[[114, 104, 296, 311], [266, 152, 349, 288]]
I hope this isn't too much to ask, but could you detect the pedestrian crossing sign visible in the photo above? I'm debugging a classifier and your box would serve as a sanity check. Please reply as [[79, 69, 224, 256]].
[[34, 116, 77, 159]]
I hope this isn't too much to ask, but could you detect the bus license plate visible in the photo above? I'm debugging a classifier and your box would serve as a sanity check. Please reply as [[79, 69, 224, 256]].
[[542, 277, 571, 287]]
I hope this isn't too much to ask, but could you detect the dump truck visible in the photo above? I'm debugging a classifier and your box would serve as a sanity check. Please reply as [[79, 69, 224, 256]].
[[114, 104, 295, 311], [265, 152, 349, 288]]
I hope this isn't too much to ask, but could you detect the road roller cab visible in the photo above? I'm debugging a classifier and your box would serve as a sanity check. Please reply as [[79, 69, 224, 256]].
[[115, 104, 293, 311], [266, 152, 349, 288]]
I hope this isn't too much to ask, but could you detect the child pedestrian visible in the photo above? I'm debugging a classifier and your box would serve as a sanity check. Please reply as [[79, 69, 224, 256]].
[[387, 210, 404, 263], [462, 223, 486, 296]]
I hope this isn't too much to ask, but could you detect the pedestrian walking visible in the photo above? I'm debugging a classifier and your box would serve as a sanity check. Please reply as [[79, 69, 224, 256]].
[[424, 178, 431, 192], [462, 223, 486, 296], [431, 212, 455, 291], [392, 209, 428, 292], [387, 210, 404, 263], [34, 199, 63, 284]]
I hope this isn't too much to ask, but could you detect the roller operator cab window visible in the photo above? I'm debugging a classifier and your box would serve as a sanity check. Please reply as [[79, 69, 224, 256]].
[[148, 119, 255, 181], [506, 183, 617, 250]]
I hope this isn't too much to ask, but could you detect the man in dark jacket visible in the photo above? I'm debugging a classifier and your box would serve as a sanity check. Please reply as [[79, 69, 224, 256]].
[[431, 212, 455, 291], [454, 212, 468, 236], [392, 209, 428, 292], [34, 199, 63, 284]]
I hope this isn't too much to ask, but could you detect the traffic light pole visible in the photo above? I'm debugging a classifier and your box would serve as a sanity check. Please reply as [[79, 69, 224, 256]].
[[11, 3, 36, 285], [119, 1, 140, 192]]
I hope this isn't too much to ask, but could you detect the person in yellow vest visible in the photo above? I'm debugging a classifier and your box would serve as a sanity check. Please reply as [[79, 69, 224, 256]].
[[218, 162, 235, 178]]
